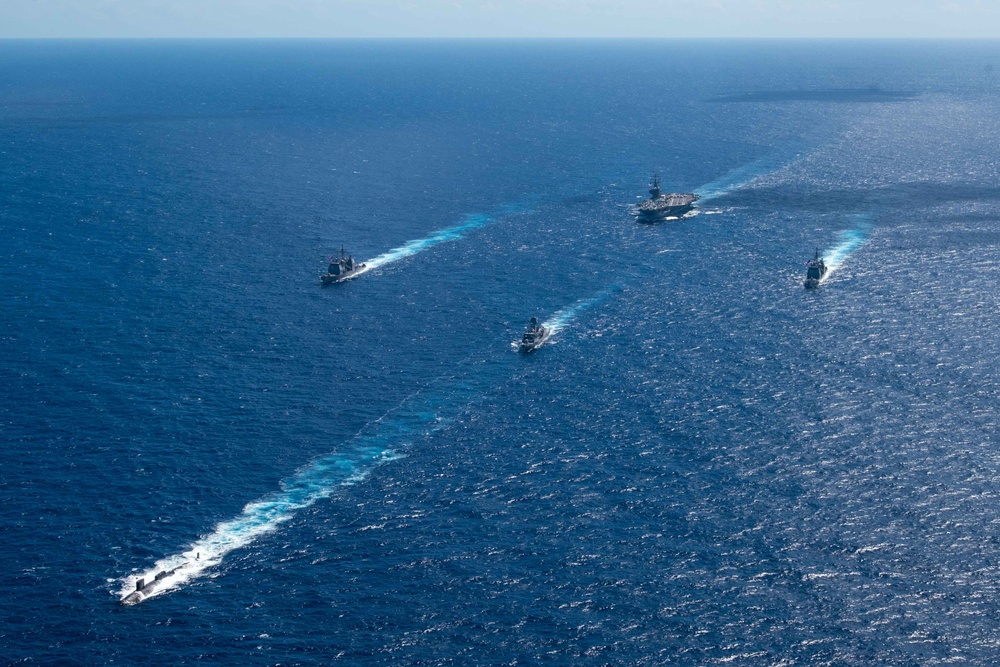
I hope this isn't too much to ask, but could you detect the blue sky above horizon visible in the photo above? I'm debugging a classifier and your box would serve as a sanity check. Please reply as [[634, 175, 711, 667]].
[[2, 0, 999, 39]]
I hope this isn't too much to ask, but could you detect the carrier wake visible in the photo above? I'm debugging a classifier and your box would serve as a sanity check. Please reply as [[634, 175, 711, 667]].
[[694, 142, 804, 202], [631, 144, 803, 223]]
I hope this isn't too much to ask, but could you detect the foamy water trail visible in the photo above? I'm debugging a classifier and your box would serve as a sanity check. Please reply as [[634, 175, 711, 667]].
[[118, 380, 483, 604], [695, 144, 802, 202], [820, 215, 872, 282], [332, 204, 536, 281], [123, 282, 628, 602], [361, 213, 492, 273], [542, 285, 624, 335]]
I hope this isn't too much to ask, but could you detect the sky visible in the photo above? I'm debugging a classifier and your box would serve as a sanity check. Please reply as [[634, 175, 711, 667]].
[[2, 0, 999, 39]]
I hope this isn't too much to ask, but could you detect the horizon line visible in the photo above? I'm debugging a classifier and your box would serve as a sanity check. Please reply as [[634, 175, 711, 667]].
[[2, 36, 1000, 41]]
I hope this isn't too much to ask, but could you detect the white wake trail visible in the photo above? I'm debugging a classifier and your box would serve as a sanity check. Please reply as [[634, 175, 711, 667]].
[[695, 144, 803, 202], [542, 285, 624, 335], [819, 214, 873, 283], [115, 375, 493, 604], [362, 213, 493, 272]]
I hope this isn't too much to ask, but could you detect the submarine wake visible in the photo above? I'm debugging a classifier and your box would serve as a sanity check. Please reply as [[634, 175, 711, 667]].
[[118, 377, 489, 605], [122, 279, 630, 603], [119, 446, 402, 605], [820, 215, 872, 282]]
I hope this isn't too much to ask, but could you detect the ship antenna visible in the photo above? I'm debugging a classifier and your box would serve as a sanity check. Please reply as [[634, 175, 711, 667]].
[[649, 173, 661, 199]]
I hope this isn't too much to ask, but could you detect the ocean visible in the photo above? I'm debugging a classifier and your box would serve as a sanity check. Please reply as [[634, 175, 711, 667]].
[[3, 39, 1000, 665]]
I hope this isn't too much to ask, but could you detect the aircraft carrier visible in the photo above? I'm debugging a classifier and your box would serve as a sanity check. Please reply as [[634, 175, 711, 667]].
[[636, 175, 699, 223]]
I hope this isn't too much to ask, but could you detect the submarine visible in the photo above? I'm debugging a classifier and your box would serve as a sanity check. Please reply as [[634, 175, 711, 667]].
[[120, 565, 183, 606]]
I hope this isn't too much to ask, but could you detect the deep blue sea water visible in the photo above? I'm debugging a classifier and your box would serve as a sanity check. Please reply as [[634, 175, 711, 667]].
[[4, 39, 1000, 665]]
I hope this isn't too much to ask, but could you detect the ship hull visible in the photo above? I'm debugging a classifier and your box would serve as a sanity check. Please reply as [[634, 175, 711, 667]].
[[320, 265, 367, 285], [636, 203, 696, 223], [519, 328, 551, 353], [121, 589, 148, 606], [804, 260, 827, 288], [120, 565, 183, 605]]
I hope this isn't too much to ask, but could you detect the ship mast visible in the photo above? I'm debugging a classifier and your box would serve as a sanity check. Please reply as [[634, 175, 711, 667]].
[[649, 174, 661, 200]]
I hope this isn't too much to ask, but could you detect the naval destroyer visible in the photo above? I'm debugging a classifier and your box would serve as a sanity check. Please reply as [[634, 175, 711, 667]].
[[519, 317, 551, 353], [804, 249, 827, 288], [636, 175, 699, 223]]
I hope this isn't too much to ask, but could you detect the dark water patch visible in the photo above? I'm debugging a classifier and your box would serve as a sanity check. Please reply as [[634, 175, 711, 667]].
[[709, 88, 917, 103], [711, 186, 881, 214], [880, 222, 1000, 252], [715, 182, 1000, 213], [889, 181, 1000, 206]]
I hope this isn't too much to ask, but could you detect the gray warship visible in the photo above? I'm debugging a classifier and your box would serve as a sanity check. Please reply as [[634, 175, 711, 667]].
[[636, 175, 699, 223], [519, 317, 551, 353], [321, 247, 366, 285], [804, 249, 827, 288]]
